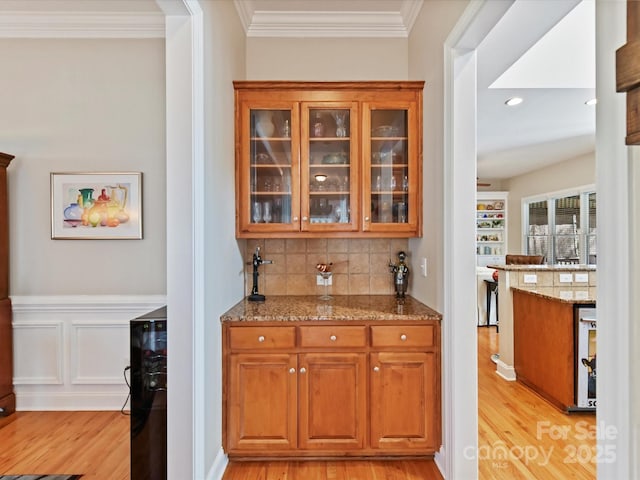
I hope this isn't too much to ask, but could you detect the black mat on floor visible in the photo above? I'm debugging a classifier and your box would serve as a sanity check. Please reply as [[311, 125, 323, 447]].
[[0, 476, 82, 480]]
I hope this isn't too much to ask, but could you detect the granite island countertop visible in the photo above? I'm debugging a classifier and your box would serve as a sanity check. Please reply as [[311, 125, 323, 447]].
[[511, 286, 596, 304], [490, 264, 596, 271], [220, 295, 442, 322]]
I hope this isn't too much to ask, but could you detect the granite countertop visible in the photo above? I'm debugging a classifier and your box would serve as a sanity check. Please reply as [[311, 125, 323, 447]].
[[511, 286, 597, 304], [490, 264, 596, 271], [220, 295, 442, 322]]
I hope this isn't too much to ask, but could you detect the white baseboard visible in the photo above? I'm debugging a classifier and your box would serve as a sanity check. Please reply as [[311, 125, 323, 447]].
[[16, 391, 130, 411], [496, 359, 517, 381], [206, 447, 229, 480], [434, 445, 446, 478]]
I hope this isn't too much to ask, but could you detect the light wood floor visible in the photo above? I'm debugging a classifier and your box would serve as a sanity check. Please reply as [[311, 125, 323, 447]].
[[0, 328, 595, 480], [0, 410, 129, 480], [478, 326, 595, 479]]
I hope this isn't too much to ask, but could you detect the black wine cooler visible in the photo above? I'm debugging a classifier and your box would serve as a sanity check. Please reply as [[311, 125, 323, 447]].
[[130, 306, 167, 480]]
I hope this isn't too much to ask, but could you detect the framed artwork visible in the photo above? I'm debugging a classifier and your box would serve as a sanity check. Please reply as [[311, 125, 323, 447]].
[[51, 172, 142, 239]]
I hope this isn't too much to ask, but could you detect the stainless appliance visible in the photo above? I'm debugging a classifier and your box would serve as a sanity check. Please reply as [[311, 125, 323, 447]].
[[576, 307, 596, 409]]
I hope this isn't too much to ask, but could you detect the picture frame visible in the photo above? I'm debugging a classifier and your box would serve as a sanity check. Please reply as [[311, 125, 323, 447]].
[[51, 172, 143, 239]]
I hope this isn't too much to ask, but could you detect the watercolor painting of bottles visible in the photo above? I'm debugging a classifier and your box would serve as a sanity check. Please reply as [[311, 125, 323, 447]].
[[50, 172, 142, 239]]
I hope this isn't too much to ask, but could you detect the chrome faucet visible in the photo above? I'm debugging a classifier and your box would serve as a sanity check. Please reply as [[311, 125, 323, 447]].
[[248, 246, 273, 302]]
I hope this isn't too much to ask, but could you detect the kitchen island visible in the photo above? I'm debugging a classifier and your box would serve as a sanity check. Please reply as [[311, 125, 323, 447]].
[[489, 264, 596, 381], [221, 295, 441, 459], [512, 287, 596, 412]]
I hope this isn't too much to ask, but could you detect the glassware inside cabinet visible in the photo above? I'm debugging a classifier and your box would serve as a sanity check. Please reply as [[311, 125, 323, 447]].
[[250, 109, 292, 224], [370, 109, 409, 224], [308, 108, 351, 225]]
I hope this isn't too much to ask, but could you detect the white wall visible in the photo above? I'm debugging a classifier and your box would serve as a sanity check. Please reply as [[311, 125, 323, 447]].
[[505, 151, 595, 254], [201, 0, 246, 475], [408, 0, 470, 312], [0, 38, 167, 296], [246, 37, 408, 80]]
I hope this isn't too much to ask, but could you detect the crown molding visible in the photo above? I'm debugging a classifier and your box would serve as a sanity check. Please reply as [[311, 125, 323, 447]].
[[0, 12, 165, 38], [233, 0, 424, 38], [247, 11, 407, 38]]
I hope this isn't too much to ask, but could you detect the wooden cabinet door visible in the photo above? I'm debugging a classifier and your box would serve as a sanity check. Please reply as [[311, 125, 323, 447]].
[[362, 98, 422, 236], [227, 353, 298, 452], [300, 102, 359, 233], [298, 352, 367, 450], [370, 351, 438, 451], [236, 99, 301, 236]]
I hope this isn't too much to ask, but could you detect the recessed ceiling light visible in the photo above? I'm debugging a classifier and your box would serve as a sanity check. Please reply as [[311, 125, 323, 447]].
[[505, 97, 523, 106], [585, 98, 597, 106]]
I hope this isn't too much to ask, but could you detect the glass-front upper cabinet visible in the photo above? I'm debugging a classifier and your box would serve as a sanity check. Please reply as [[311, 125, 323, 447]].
[[234, 81, 424, 238], [300, 103, 358, 233], [362, 100, 420, 235], [237, 102, 301, 235]]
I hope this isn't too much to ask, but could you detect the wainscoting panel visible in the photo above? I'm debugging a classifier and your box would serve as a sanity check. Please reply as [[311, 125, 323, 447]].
[[10, 295, 166, 411], [71, 322, 130, 385], [13, 322, 64, 385]]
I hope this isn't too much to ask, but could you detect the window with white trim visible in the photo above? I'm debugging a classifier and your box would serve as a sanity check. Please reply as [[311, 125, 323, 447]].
[[523, 188, 596, 265]]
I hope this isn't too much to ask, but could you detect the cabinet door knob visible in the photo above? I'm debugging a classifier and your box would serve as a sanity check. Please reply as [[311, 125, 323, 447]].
[[293, 216, 299, 221], [330, 335, 337, 341], [302, 216, 308, 221], [373, 366, 380, 372], [289, 367, 296, 374], [299, 367, 307, 373], [364, 216, 370, 222], [258, 335, 265, 342], [400, 334, 407, 341]]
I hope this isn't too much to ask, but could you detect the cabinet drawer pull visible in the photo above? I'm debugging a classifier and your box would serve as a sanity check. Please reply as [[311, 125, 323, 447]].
[[299, 367, 307, 373], [400, 334, 407, 341], [258, 335, 265, 343], [330, 335, 337, 341], [373, 366, 380, 372], [289, 367, 296, 374]]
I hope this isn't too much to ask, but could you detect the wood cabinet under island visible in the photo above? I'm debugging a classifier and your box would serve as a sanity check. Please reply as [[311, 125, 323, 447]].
[[220, 295, 441, 459], [512, 287, 596, 412]]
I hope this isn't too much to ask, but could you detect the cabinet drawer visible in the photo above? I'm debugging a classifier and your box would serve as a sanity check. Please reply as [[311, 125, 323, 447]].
[[370, 325, 434, 348], [229, 326, 296, 350], [299, 326, 367, 348]]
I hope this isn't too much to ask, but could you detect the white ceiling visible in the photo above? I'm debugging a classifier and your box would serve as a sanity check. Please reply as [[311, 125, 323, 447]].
[[0, 0, 595, 180]]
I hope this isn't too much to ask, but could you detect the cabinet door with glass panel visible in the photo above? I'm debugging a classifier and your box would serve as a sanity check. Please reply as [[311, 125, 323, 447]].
[[236, 102, 301, 235], [362, 100, 421, 235], [300, 103, 359, 233]]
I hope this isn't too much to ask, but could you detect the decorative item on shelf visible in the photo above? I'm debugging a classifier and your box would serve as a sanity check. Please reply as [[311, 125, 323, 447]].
[[313, 112, 325, 137], [396, 202, 407, 223], [255, 152, 272, 164], [389, 251, 410, 298], [333, 111, 347, 137], [322, 152, 347, 164], [255, 111, 275, 138], [372, 125, 399, 137]]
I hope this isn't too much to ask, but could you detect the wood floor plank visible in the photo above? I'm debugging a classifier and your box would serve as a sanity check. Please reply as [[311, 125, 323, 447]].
[[477, 326, 595, 480], [0, 411, 129, 480], [0, 328, 594, 480]]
